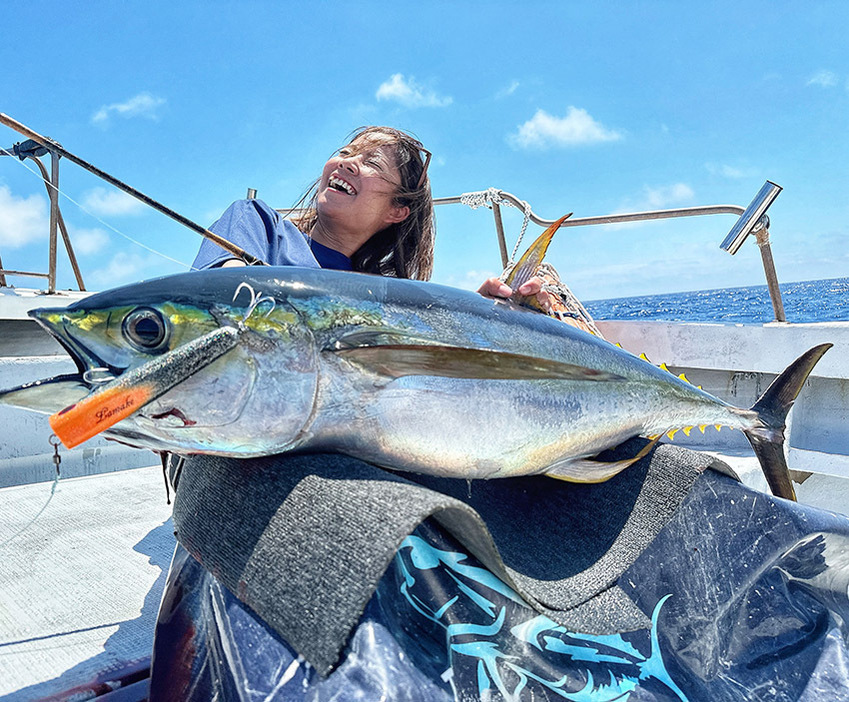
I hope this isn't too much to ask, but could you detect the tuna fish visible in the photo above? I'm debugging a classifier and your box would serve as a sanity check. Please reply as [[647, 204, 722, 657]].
[[0, 261, 828, 501]]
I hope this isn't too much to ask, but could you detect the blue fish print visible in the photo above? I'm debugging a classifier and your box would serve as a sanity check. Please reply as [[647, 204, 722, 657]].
[[396, 533, 689, 701]]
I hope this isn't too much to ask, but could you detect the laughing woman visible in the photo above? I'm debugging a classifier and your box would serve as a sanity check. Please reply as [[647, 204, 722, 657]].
[[192, 126, 436, 280]]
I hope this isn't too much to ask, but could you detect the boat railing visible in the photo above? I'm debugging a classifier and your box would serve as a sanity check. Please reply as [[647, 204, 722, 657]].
[[0, 113, 265, 294], [278, 182, 785, 320], [429, 183, 787, 322], [0, 139, 86, 293]]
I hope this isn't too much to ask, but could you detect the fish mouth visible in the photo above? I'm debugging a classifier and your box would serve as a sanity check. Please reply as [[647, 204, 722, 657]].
[[12, 307, 253, 430], [0, 308, 128, 415], [0, 373, 90, 415], [29, 306, 126, 379]]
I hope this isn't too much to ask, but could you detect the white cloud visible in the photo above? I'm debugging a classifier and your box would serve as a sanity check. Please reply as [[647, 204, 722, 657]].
[[807, 70, 838, 88], [437, 268, 501, 292], [92, 92, 166, 125], [376, 74, 452, 108], [0, 186, 48, 249], [81, 187, 146, 216], [706, 162, 752, 179], [509, 107, 623, 149], [571, 250, 713, 300], [88, 251, 150, 287], [69, 227, 110, 255], [496, 80, 520, 99], [603, 183, 696, 229], [639, 183, 695, 210]]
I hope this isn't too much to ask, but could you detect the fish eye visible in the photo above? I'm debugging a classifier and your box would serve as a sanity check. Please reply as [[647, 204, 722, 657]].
[[122, 307, 169, 352]]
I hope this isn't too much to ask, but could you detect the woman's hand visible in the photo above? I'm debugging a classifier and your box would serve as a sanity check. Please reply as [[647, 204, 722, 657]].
[[477, 277, 512, 298], [479, 267, 603, 337], [477, 276, 555, 313]]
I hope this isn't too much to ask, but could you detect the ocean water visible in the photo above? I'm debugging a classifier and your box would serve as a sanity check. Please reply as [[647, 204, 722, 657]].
[[585, 277, 849, 324]]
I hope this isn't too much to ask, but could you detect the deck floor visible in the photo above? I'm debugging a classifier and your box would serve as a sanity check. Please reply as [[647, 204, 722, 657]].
[[0, 464, 174, 700]]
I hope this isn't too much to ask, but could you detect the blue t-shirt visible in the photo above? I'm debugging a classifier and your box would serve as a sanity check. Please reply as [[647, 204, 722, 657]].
[[192, 199, 353, 272]]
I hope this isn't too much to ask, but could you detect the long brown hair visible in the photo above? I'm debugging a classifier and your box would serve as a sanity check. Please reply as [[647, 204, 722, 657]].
[[291, 127, 435, 280]]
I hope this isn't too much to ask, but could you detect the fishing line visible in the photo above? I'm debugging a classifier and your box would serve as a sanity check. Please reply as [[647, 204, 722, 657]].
[[1, 149, 195, 270], [0, 436, 62, 549]]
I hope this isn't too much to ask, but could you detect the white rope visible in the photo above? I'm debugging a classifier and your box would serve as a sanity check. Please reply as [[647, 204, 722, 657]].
[[459, 189, 600, 334], [459, 188, 532, 266]]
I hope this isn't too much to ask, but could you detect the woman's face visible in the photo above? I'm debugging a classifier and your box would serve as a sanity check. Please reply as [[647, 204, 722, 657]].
[[315, 134, 410, 239]]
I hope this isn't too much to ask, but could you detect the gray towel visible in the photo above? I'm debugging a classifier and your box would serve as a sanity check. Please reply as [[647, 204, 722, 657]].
[[172, 441, 733, 674]]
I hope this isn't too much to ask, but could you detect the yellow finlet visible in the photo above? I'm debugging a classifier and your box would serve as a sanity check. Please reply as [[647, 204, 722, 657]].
[[698, 425, 707, 434], [666, 428, 678, 440], [682, 426, 692, 436], [678, 373, 689, 383], [659, 363, 670, 372]]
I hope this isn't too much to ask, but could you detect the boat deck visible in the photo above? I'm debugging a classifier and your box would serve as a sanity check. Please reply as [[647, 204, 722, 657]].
[[0, 464, 173, 700]]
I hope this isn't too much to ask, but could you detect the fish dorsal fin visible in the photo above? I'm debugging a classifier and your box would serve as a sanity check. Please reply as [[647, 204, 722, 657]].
[[332, 344, 624, 382], [544, 435, 660, 483]]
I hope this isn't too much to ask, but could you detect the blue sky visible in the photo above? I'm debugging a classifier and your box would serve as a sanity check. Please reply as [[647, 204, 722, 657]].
[[1, 1, 847, 301]]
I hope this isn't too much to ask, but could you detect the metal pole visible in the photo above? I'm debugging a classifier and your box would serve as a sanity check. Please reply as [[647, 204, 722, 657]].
[[47, 151, 60, 293], [55, 197, 85, 289], [0, 269, 49, 279], [491, 202, 509, 268], [0, 113, 267, 266], [433, 192, 744, 228], [755, 228, 787, 322], [29, 155, 85, 290]]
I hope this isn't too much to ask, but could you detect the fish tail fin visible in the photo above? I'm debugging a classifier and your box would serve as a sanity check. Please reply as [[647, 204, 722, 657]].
[[743, 343, 831, 501]]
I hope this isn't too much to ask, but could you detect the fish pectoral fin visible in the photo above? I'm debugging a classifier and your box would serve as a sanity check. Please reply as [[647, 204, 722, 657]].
[[544, 457, 636, 483], [332, 344, 624, 381], [544, 435, 661, 483], [331, 327, 433, 350]]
